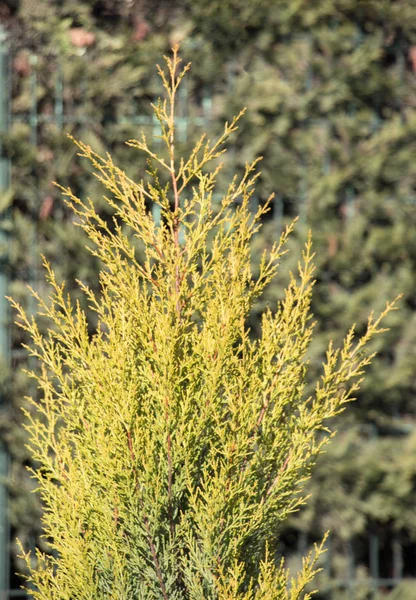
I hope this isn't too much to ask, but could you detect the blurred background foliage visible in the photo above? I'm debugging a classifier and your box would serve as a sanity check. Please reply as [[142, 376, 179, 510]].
[[1, 0, 416, 597]]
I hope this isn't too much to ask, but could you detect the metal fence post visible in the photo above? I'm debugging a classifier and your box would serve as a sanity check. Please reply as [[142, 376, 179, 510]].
[[0, 23, 10, 599]]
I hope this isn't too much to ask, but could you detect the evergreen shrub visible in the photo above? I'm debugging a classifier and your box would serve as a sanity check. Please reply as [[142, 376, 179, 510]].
[[10, 48, 397, 600]]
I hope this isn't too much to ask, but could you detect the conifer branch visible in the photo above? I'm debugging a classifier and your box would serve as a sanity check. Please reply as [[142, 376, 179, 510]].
[[126, 428, 169, 600], [11, 48, 400, 600], [167, 431, 174, 537]]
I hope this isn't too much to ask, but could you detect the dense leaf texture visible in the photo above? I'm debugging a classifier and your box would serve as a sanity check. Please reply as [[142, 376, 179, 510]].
[[11, 51, 395, 599]]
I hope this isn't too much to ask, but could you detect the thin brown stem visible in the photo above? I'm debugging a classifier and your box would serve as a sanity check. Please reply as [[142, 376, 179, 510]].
[[239, 371, 281, 476], [266, 454, 290, 497], [126, 430, 169, 600], [168, 49, 182, 316], [167, 432, 174, 537], [256, 370, 280, 428], [163, 395, 174, 538], [169, 51, 180, 239]]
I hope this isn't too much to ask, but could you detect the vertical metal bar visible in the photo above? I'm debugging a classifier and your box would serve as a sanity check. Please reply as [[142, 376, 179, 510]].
[[396, 44, 405, 119], [346, 539, 355, 598], [305, 33, 313, 93], [202, 91, 212, 122], [299, 33, 313, 225], [369, 532, 380, 594], [298, 157, 308, 223], [345, 185, 355, 220], [54, 59, 64, 131], [152, 203, 161, 228], [273, 194, 283, 228], [226, 60, 238, 175], [29, 55, 38, 147], [325, 533, 332, 577], [396, 43, 405, 84], [297, 530, 308, 557], [28, 56, 38, 326], [392, 534, 403, 581], [323, 121, 331, 176], [177, 76, 187, 143], [0, 23, 11, 599]]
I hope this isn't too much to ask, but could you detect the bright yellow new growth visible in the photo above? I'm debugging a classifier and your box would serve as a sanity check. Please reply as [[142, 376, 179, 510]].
[[10, 46, 398, 600]]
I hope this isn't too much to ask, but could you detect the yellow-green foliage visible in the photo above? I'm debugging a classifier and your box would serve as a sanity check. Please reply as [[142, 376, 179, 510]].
[[11, 48, 397, 599]]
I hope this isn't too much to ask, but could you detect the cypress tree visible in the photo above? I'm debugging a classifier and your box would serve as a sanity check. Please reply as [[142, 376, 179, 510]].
[[10, 49, 397, 599], [4, 0, 415, 593]]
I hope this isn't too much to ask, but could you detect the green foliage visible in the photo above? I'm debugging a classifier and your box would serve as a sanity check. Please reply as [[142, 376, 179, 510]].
[[293, 425, 416, 541], [375, 582, 416, 600], [10, 49, 396, 599], [4, 0, 415, 593]]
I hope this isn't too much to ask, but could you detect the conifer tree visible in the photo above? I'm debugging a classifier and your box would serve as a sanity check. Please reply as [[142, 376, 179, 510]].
[[10, 49, 397, 599]]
